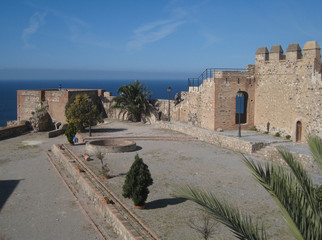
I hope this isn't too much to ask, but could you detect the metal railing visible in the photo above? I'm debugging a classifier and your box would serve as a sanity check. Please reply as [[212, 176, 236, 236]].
[[188, 68, 246, 90]]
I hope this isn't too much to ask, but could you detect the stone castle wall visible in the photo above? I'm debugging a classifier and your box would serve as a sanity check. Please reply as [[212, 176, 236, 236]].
[[14, 41, 321, 143], [171, 79, 215, 129], [255, 41, 322, 141], [17, 89, 100, 126], [213, 71, 255, 130], [170, 68, 254, 131], [17, 90, 44, 122], [45, 90, 69, 123]]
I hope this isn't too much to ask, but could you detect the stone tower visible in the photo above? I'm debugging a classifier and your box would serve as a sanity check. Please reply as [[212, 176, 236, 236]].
[[254, 41, 322, 141]]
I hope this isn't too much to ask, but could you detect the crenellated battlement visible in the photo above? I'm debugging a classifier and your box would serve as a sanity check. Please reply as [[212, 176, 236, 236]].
[[256, 41, 321, 65], [254, 40, 322, 141]]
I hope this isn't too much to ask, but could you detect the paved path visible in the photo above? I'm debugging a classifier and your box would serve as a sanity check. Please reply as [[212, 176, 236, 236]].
[[0, 132, 103, 240]]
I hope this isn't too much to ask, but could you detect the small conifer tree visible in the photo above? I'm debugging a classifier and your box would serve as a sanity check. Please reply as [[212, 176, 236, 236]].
[[122, 154, 153, 206], [65, 123, 77, 144]]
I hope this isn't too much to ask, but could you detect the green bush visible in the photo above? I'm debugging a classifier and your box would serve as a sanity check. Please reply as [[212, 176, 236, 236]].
[[275, 132, 280, 137], [65, 123, 77, 144], [122, 154, 153, 206], [286, 135, 291, 140]]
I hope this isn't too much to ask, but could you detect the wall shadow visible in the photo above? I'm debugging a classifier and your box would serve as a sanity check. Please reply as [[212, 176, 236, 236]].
[[110, 173, 126, 178], [135, 146, 142, 151], [91, 128, 127, 133], [146, 197, 186, 210], [0, 179, 22, 211]]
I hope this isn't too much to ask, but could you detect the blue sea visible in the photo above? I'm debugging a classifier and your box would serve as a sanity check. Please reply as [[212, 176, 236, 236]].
[[0, 79, 188, 126]]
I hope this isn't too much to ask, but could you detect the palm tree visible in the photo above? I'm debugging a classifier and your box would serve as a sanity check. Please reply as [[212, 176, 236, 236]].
[[113, 80, 151, 122], [175, 135, 322, 240]]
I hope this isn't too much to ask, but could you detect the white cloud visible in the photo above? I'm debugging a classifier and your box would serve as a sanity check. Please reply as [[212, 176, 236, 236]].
[[50, 10, 111, 48], [202, 31, 217, 48], [66, 17, 111, 48], [22, 12, 47, 48], [126, 8, 187, 50]]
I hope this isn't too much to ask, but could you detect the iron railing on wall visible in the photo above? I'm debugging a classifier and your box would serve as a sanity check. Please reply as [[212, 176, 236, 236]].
[[188, 68, 246, 90]]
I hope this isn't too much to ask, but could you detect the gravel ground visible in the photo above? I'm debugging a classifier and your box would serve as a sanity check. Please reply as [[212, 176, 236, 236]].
[[71, 120, 322, 240], [2, 120, 321, 240]]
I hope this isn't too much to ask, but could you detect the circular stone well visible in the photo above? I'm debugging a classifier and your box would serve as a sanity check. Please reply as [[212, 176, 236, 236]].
[[85, 139, 137, 154]]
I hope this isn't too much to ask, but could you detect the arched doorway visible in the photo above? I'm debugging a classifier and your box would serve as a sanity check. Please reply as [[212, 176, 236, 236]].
[[235, 92, 248, 124], [296, 121, 302, 142]]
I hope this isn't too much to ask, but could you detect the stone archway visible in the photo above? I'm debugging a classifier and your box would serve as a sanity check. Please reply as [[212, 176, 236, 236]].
[[296, 121, 302, 142]]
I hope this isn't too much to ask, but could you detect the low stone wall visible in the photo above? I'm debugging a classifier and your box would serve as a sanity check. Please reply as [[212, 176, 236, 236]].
[[0, 121, 31, 139], [47, 124, 67, 138], [156, 121, 257, 154], [51, 144, 151, 240], [256, 146, 321, 173], [156, 121, 320, 173]]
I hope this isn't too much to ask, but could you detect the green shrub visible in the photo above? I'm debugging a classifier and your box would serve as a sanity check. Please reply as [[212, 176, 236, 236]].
[[65, 123, 77, 144], [286, 135, 291, 140], [122, 154, 153, 206], [275, 132, 280, 137], [250, 126, 257, 131], [264, 131, 269, 134]]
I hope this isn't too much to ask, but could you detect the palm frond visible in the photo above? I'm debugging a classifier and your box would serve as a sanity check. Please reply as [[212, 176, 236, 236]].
[[112, 80, 151, 121], [277, 148, 318, 211], [242, 156, 305, 240], [306, 134, 322, 170], [243, 155, 322, 240], [174, 186, 268, 240]]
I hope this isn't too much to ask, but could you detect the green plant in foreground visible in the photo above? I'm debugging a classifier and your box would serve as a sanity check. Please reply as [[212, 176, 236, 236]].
[[306, 133, 322, 169], [275, 132, 280, 137], [175, 186, 268, 240], [175, 135, 322, 240], [122, 154, 153, 206], [286, 135, 291, 140]]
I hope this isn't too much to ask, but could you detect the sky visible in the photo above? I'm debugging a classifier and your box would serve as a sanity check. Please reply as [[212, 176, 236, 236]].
[[1, 0, 322, 80]]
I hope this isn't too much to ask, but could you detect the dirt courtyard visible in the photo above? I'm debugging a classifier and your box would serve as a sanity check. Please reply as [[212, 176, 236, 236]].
[[70, 120, 322, 240]]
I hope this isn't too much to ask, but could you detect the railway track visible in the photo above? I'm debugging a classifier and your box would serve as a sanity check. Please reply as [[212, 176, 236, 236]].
[[54, 144, 160, 240]]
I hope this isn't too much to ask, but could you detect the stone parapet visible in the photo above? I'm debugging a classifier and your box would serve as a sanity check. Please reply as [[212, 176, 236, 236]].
[[156, 121, 259, 154], [155, 121, 320, 172], [0, 121, 31, 139]]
